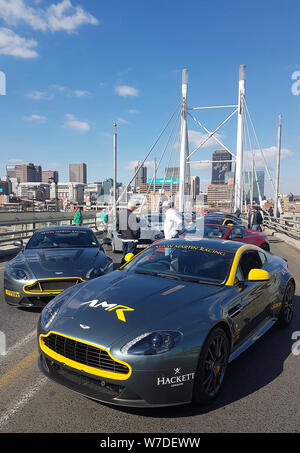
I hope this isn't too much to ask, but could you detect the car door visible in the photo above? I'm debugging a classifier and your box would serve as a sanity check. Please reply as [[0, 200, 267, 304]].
[[226, 250, 271, 348]]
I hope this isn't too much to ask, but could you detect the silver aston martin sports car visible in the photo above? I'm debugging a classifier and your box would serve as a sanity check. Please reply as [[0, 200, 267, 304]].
[[4, 226, 113, 307], [37, 239, 295, 407]]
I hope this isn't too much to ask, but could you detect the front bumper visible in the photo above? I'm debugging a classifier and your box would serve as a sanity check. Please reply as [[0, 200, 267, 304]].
[[4, 275, 85, 308], [38, 331, 196, 408]]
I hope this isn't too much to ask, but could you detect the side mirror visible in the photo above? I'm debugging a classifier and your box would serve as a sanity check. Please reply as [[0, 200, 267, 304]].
[[125, 253, 134, 263], [13, 239, 23, 248], [248, 269, 270, 281]]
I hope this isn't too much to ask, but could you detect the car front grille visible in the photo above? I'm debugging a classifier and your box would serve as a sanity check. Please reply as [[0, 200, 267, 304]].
[[24, 278, 84, 294], [40, 333, 130, 377]]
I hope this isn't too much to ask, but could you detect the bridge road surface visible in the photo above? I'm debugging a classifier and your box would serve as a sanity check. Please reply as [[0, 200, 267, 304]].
[[0, 236, 299, 433]]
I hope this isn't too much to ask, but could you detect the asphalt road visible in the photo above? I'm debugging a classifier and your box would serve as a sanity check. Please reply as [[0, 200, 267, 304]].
[[0, 236, 299, 433]]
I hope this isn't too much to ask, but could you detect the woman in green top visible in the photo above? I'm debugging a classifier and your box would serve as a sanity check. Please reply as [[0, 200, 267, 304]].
[[73, 207, 83, 226]]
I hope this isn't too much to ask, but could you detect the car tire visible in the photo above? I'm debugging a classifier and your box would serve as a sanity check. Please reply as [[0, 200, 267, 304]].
[[193, 327, 230, 405], [260, 242, 270, 252], [278, 280, 295, 327]]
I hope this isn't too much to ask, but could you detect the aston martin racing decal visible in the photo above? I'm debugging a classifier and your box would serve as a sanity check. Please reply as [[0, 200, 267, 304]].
[[155, 244, 226, 256], [80, 299, 134, 322]]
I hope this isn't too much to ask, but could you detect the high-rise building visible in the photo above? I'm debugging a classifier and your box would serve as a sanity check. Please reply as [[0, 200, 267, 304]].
[[135, 162, 147, 189], [207, 184, 234, 208], [244, 170, 265, 202], [6, 165, 17, 179], [69, 163, 87, 184], [102, 178, 113, 195], [13, 163, 42, 183], [211, 150, 232, 185], [190, 176, 200, 200], [42, 170, 59, 184]]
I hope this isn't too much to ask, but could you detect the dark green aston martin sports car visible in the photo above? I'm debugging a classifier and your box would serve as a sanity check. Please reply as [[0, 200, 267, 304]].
[[4, 226, 113, 307], [37, 238, 295, 407]]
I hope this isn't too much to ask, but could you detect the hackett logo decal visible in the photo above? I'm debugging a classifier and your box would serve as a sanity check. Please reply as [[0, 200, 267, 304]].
[[80, 299, 134, 322], [157, 369, 195, 387]]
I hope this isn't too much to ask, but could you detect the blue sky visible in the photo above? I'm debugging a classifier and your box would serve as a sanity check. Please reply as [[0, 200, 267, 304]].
[[0, 0, 299, 196]]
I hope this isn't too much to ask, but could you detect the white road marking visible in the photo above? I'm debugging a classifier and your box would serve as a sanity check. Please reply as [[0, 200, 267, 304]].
[[0, 330, 36, 358], [0, 377, 47, 430]]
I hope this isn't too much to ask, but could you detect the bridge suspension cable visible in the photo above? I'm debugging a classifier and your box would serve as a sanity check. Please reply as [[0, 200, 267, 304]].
[[111, 102, 181, 213]]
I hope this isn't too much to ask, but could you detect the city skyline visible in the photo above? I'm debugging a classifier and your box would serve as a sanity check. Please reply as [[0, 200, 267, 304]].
[[0, 1, 299, 197]]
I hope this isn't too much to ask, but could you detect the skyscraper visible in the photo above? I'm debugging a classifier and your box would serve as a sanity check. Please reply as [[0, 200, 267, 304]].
[[244, 170, 265, 202], [12, 163, 42, 183], [134, 161, 147, 188], [69, 163, 87, 184], [42, 170, 59, 183], [211, 150, 232, 185]]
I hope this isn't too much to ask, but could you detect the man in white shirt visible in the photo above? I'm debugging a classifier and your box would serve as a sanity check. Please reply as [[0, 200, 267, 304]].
[[163, 201, 183, 239]]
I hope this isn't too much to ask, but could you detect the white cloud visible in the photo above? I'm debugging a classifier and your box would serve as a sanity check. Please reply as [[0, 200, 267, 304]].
[[73, 89, 89, 97], [50, 84, 66, 92], [128, 109, 140, 114], [0, 0, 98, 33], [125, 160, 154, 171], [0, 27, 38, 58], [188, 130, 223, 150], [26, 90, 54, 100], [116, 117, 128, 124], [63, 113, 90, 132], [8, 158, 24, 163], [115, 85, 139, 97], [244, 146, 292, 169], [49, 85, 90, 97], [46, 0, 98, 33], [22, 113, 47, 121]]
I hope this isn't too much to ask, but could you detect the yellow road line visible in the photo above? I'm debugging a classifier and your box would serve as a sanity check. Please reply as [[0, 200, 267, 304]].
[[0, 349, 39, 392]]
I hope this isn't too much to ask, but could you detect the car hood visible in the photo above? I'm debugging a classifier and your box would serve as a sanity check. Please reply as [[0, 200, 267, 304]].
[[51, 270, 225, 348], [22, 248, 101, 279]]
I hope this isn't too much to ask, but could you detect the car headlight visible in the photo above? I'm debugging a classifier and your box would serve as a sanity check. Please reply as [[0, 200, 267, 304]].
[[85, 267, 102, 279], [154, 233, 164, 240], [121, 331, 182, 355], [6, 264, 31, 280], [40, 292, 70, 330]]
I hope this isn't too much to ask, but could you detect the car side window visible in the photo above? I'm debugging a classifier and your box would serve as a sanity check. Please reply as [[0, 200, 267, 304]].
[[235, 265, 244, 282], [239, 250, 263, 280], [229, 227, 244, 239], [258, 251, 267, 265]]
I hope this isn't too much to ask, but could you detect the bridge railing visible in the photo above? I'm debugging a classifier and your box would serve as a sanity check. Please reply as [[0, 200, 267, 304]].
[[0, 212, 103, 246], [262, 216, 300, 240], [241, 213, 300, 241]]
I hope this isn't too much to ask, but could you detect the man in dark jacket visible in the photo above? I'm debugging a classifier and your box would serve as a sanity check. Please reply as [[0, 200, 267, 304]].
[[249, 206, 263, 231], [117, 200, 141, 266]]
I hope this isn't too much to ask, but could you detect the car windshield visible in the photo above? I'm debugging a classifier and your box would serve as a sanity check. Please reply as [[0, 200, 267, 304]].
[[26, 230, 99, 249], [123, 243, 234, 285], [183, 224, 229, 239]]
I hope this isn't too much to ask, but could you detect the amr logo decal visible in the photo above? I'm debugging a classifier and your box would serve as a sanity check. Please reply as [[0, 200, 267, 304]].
[[80, 299, 134, 322]]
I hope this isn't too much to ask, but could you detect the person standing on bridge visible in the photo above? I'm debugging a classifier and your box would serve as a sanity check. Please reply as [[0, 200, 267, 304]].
[[249, 206, 263, 231], [117, 200, 141, 266], [73, 206, 83, 226], [163, 201, 183, 239]]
